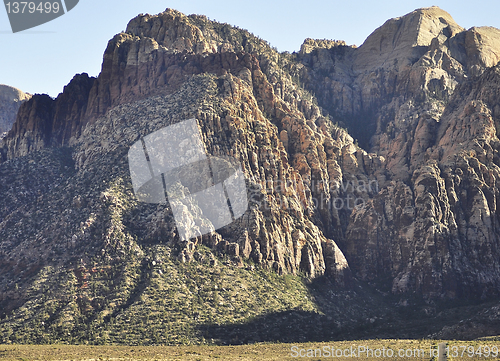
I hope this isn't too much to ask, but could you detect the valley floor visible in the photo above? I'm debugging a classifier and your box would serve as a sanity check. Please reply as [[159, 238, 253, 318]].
[[1, 339, 500, 360]]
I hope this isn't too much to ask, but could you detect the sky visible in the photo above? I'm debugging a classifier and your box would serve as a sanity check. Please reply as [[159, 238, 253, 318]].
[[1, 0, 500, 98]]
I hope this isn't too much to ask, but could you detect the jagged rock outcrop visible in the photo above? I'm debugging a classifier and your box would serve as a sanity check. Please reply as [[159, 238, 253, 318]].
[[300, 38, 347, 55], [295, 7, 500, 177], [0, 85, 30, 138], [1, 74, 94, 159]]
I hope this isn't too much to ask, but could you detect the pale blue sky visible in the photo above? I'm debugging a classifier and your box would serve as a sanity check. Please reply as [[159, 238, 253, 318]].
[[1, 0, 499, 97]]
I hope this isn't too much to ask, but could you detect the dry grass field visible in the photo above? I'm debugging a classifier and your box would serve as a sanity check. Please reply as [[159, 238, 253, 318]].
[[1, 339, 500, 360]]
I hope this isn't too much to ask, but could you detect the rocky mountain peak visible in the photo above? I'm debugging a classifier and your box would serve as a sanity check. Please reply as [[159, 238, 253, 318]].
[[0, 84, 31, 137], [0, 84, 30, 103], [125, 8, 211, 54], [355, 6, 463, 72]]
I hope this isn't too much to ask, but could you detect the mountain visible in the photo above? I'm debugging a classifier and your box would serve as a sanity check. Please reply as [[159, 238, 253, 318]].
[[1, 7, 500, 343], [295, 7, 500, 300], [0, 85, 31, 138]]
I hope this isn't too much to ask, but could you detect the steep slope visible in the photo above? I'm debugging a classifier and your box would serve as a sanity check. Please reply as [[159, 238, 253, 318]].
[[0, 85, 31, 138]]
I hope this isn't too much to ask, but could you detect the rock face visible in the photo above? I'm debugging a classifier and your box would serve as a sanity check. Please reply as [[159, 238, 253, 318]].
[[1, 75, 94, 158], [0, 85, 31, 138], [292, 6, 500, 300], [2, 6, 500, 342]]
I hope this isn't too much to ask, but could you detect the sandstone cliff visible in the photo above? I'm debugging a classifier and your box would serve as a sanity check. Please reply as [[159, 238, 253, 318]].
[[291, 6, 500, 300]]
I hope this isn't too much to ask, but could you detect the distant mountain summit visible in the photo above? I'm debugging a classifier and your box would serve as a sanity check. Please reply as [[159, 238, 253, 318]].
[[1, 7, 500, 343], [0, 85, 30, 137], [354, 6, 465, 71]]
